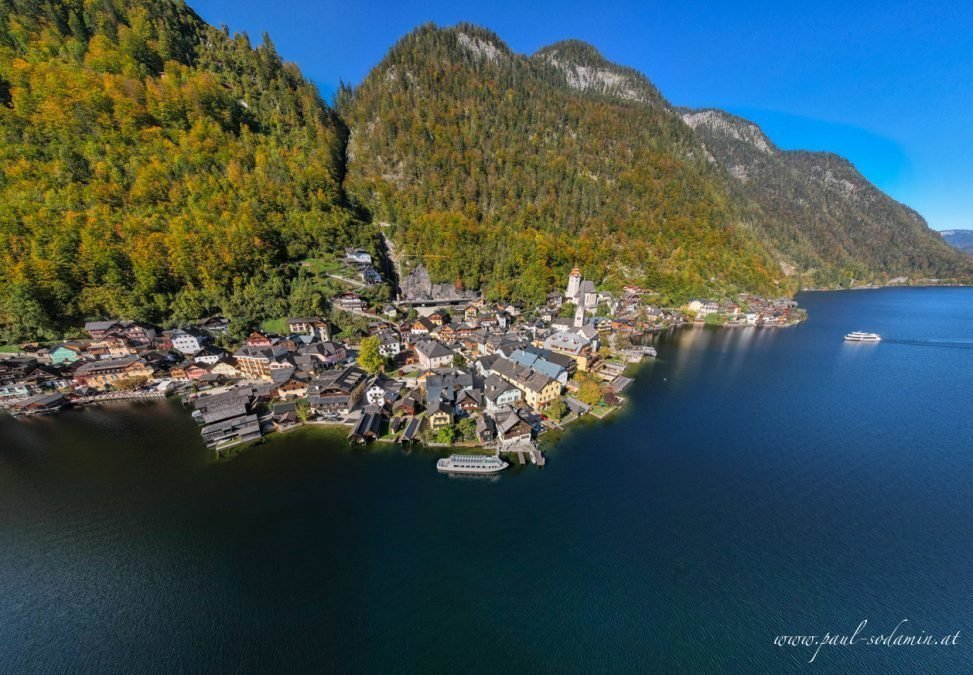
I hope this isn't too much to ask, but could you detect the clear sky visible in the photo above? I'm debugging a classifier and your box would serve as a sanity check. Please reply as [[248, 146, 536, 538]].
[[190, 0, 973, 231]]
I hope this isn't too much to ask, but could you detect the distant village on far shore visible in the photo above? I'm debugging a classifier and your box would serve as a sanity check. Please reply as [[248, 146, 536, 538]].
[[0, 247, 805, 463]]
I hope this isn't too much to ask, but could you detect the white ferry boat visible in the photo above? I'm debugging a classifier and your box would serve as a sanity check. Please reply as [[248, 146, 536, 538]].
[[436, 454, 509, 475], [844, 331, 881, 342]]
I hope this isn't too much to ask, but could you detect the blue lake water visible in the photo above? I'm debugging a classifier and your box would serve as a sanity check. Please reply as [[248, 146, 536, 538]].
[[1, 287, 971, 673]]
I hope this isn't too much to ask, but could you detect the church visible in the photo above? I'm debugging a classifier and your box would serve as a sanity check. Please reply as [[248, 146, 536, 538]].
[[565, 268, 598, 327]]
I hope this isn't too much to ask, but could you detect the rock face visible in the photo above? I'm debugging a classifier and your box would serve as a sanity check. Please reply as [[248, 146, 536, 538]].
[[399, 265, 480, 303]]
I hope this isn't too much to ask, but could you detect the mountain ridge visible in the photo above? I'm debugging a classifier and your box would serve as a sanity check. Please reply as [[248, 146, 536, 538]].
[[1, 8, 969, 341]]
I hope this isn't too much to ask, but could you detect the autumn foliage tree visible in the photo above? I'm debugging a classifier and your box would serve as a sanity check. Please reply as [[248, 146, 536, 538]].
[[0, 0, 373, 342]]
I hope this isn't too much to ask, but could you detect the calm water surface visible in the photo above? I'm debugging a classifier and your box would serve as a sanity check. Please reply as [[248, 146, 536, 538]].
[[1, 288, 972, 673]]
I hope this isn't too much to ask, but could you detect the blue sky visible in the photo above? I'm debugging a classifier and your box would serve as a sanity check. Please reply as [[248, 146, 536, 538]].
[[190, 0, 973, 231]]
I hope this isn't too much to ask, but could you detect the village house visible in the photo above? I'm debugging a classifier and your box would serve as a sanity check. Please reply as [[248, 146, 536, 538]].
[[378, 331, 402, 358], [0, 376, 39, 403], [274, 376, 309, 400], [300, 340, 347, 368], [287, 317, 331, 341], [414, 340, 454, 370], [49, 343, 84, 365], [365, 375, 399, 407], [73, 357, 154, 390], [83, 320, 123, 340], [87, 336, 136, 360], [475, 415, 496, 445], [542, 329, 596, 371], [455, 389, 482, 416], [520, 372, 561, 410], [408, 316, 435, 336], [192, 345, 226, 365], [170, 329, 208, 355], [482, 373, 522, 414], [423, 368, 474, 408], [436, 323, 457, 342], [496, 410, 533, 449], [209, 358, 240, 378], [307, 365, 368, 415], [200, 315, 229, 335], [232, 345, 292, 380], [508, 349, 569, 385], [345, 248, 372, 266], [427, 400, 453, 431], [335, 292, 366, 314], [245, 331, 273, 347]]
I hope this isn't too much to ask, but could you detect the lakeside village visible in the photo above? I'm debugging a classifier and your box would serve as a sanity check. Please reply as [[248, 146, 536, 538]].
[[0, 251, 804, 467]]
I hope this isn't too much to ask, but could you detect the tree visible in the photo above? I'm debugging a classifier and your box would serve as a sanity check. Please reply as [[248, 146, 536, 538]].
[[577, 379, 603, 406], [295, 398, 312, 423], [435, 425, 457, 444], [456, 417, 477, 442], [544, 399, 567, 421], [357, 335, 384, 374], [452, 353, 466, 368]]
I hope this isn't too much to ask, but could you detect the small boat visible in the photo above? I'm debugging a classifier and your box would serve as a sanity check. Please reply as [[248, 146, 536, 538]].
[[844, 331, 881, 342], [437, 454, 509, 475]]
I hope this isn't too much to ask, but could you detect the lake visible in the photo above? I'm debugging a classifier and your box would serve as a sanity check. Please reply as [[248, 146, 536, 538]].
[[1, 288, 971, 673]]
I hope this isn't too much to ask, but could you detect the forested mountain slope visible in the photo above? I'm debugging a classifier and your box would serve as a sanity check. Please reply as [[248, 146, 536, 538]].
[[0, 0, 370, 341], [343, 24, 785, 306], [683, 109, 973, 286]]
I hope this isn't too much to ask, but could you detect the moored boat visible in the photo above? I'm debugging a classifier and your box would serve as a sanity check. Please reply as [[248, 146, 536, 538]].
[[436, 454, 509, 475]]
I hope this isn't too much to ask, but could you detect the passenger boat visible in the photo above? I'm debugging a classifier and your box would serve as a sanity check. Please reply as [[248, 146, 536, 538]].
[[436, 454, 509, 475], [844, 331, 881, 342]]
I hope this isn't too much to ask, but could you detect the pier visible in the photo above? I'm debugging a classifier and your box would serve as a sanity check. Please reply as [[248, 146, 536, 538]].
[[499, 443, 546, 467]]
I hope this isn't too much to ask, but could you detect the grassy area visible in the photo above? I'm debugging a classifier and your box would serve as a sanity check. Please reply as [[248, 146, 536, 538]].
[[301, 257, 356, 277], [589, 403, 618, 419], [260, 317, 288, 334], [0, 344, 22, 353]]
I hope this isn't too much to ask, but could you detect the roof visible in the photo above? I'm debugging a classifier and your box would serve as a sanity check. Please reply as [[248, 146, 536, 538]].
[[233, 345, 290, 361], [74, 356, 144, 374], [415, 340, 453, 359], [483, 374, 517, 403], [309, 365, 367, 395], [84, 320, 121, 331]]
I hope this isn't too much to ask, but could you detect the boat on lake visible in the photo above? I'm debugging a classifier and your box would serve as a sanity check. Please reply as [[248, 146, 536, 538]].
[[844, 331, 881, 342], [436, 454, 509, 475]]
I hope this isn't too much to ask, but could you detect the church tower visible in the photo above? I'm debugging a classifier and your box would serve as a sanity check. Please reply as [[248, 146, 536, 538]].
[[573, 303, 585, 328], [566, 267, 582, 301]]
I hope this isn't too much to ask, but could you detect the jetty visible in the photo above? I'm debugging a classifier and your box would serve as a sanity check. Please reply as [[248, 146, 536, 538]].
[[499, 440, 546, 467]]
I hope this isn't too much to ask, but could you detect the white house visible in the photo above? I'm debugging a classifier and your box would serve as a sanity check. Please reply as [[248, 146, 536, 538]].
[[483, 373, 522, 414], [414, 340, 454, 370], [171, 329, 207, 355], [378, 331, 402, 358], [192, 345, 225, 365]]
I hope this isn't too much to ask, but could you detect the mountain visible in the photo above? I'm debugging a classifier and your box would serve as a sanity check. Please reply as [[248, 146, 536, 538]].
[[343, 24, 785, 306], [2, 9, 968, 341], [682, 109, 973, 286], [345, 24, 973, 304], [0, 0, 371, 341], [941, 230, 973, 255]]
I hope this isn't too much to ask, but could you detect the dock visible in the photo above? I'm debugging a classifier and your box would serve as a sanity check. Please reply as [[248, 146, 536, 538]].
[[498, 441, 546, 468]]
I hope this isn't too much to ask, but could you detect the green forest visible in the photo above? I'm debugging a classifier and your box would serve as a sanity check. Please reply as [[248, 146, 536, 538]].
[[344, 24, 785, 308], [0, 0, 373, 342], [1, 4, 969, 342]]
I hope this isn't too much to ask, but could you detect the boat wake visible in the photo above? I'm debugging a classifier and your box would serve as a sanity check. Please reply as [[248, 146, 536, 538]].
[[881, 338, 973, 350]]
